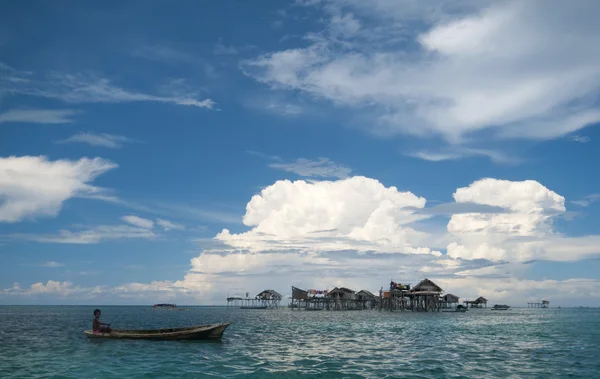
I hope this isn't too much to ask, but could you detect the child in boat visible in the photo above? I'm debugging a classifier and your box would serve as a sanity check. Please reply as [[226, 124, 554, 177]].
[[93, 309, 112, 333]]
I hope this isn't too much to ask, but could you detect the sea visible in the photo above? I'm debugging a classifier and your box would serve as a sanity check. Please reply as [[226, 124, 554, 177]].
[[0, 306, 599, 378]]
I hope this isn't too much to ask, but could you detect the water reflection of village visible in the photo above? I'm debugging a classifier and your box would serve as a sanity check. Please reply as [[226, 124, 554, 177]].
[[225, 278, 527, 312]]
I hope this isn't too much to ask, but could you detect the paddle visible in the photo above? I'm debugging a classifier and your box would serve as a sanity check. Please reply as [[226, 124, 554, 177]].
[[107, 313, 120, 328]]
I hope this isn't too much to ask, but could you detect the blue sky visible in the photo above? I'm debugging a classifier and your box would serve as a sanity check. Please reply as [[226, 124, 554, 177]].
[[1, 0, 600, 306]]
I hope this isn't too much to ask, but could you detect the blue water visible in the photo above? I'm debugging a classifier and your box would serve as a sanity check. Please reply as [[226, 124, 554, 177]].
[[1, 306, 599, 378]]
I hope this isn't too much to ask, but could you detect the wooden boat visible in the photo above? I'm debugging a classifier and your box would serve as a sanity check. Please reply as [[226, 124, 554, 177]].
[[84, 322, 232, 341], [240, 306, 268, 309], [491, 304, 510, 310]]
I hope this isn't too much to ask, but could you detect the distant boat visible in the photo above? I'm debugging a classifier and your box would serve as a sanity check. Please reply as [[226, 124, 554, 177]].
[[240, 306, 268, 310], [84, 322, 232, 341], [491, 304, 510, 310]]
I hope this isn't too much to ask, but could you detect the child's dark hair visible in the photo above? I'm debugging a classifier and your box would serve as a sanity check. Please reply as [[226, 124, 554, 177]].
[[94, 309, 101, 315]]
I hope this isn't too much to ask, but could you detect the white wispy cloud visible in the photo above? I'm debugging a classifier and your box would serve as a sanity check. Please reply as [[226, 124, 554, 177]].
[[571, 135, 591, 143], [571, 194, 600, 207], [0, 156, 117, 223], [19, 224, 157, 244], [407, 147, 518, 164], [156, 218, 185, 231], [58, 132, 137, 148], [248, 151, 352, 179], [269, 157, 352, 179], [243, 1, 600, 145], [213, 41, 239, 55], [41, 261, 64, 268], [1, 64, 216, 109], [120, 215, 154, 229], [0, 109, 79, 124]]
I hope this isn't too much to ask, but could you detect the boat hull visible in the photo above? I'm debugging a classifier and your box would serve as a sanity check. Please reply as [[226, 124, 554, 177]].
[[84, 322, 232, 341]]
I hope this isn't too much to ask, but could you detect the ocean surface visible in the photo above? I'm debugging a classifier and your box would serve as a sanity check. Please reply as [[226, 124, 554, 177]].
[[0, 306, 599, 378]]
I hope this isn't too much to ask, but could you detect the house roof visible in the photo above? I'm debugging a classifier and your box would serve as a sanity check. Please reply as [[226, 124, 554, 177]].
[[329, 287, 355, 294], [476, 296, 488, 302], [444, 293, 459, 301], [356, 290, 376, 297], [411, 278, 443, 293], [257, 289, 282, 298]]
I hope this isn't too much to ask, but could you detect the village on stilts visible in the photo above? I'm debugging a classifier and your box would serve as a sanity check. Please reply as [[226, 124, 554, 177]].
[[225, 278, 553, 311], [225, 278, 524, 312]]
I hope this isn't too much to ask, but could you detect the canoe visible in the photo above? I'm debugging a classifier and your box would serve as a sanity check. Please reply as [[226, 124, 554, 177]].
[[240, 306, 267, 309], [84, 322, 232, 341]]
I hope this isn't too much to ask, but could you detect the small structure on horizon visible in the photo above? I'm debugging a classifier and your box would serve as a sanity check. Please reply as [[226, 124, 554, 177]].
[[227, 289, 282, 309], [464, 296, 488, 308], [528, 300, 550, 308]]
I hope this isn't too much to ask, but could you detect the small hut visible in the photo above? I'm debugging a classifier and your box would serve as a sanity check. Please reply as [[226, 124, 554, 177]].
[[356, 290, 377, 309], [327, 287, 356, 300], [442, 293, 460, 308], [356, 290, 376, 301], [407, 278, 443, 312], [257, 289, 282, 301], [464, 296, 488, 308], [328, 287, 356, 310]]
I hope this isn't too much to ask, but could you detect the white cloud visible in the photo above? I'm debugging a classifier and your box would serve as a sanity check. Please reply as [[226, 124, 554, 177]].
[[213, 40, 239, 55], [0, 156, 117, 223], [243, 0, 600, 144], [1, 65, 216, 109], [443, 178, 600, 263], [156, 218, 185, 231], [4, 281, 82, 296], [22, 224, 157, 244], [0, 109, 78, 124], [41, 261, 64, 268], [121, 215, 154, 229], [269, 157, 352, 179], [407, 147, 518, 164], [571, 135, 591, 143], [58, 132, 136, 148], [213, 176, 437, 255], [570, 194, 600, 207]]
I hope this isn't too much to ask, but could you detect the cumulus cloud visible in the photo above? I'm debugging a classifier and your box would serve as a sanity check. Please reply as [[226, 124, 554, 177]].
[[443, 178, 600, 262], [0, 109, 78, 124], [58, 132, 136, 148], [243, 0, 600, 144], [0, 156, 117, 223], [214, 176, 437, 255], [121, 215, 154, 229]]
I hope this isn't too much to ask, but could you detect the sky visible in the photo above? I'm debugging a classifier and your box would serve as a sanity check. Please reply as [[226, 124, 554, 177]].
[[1, 0, 600, 306]]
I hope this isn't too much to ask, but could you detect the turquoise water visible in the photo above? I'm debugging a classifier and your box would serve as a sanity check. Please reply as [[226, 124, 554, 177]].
[[1, 306, 599, 378]]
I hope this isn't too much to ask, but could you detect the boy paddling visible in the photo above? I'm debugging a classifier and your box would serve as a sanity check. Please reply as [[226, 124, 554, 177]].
[[93, 309, 112, 333]]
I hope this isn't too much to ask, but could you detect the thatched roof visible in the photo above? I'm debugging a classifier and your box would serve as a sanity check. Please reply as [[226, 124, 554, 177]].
[[444, 294, 460, 302], [257, 289, 282, 300], [476, 296, 488, 303], [328, 287, 355, 296], [411, 278, 443, 293]]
